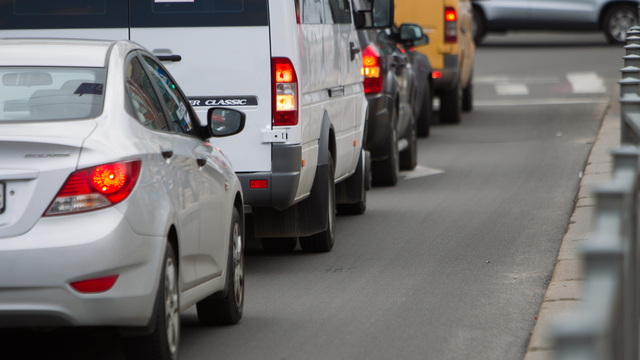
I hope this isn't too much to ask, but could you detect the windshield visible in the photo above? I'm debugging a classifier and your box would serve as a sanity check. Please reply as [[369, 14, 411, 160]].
[[0, 67, 106, 122]]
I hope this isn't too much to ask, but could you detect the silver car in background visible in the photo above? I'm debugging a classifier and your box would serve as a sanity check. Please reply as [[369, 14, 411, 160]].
[[0, 39, 245, 360], [472, 0, 640, 43]]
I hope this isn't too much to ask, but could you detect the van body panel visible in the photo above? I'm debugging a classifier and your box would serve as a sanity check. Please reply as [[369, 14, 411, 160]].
[[129, 27, 273, 173]]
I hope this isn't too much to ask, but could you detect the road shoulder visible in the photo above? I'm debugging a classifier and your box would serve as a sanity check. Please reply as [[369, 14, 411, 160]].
[[523, 99, 620, 360]]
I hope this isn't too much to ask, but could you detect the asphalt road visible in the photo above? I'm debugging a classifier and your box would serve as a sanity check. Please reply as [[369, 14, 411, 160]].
[[0, 32, 624, 360]]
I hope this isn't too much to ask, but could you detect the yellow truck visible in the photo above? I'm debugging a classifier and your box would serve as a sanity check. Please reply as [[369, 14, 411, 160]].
[[395, 0, 475, 126]]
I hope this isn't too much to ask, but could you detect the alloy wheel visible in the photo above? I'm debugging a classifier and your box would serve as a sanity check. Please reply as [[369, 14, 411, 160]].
[[165, 257, 179, 357]]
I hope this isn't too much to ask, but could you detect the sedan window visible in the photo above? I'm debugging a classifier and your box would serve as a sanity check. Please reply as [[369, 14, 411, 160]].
[[0, 67, 105, 122], [125, 57, 169, 131], [141, 56, 200, 138]]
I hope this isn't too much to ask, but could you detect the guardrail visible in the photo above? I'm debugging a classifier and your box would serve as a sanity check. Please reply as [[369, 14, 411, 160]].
[[549, 18, 640, 360]]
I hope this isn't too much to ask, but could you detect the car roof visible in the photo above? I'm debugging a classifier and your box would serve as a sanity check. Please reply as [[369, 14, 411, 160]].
[[0, 38, 119, 67]]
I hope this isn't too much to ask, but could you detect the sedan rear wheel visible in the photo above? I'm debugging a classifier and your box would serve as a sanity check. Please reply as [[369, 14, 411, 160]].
[[604, 6, 638, 44], [197, 207, 244, 325], [123, 243, 179, 360]]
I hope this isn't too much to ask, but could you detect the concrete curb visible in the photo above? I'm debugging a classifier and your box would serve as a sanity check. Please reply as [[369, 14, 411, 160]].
[[523, 99, 620, 360]]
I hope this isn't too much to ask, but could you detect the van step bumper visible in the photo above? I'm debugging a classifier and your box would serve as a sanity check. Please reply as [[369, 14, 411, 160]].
[[236, 144, 301, 210]]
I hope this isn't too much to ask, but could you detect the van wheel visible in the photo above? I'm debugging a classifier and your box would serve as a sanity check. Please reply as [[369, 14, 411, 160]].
[[440, 82, 462, 124], [399, 117, 418, 170], [261, 237, 297, 253], [123, 243, 179, 360], [196, 207, 244, 325], [603, 5, 638, 44], [462, 72, 473, 112], [299, 153, 336, 252], [417, 82, 432, 137], [372, 111, 399, 186]]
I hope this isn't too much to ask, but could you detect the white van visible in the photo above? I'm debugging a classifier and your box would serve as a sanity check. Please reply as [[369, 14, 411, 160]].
[[0, 0, 393, 253]]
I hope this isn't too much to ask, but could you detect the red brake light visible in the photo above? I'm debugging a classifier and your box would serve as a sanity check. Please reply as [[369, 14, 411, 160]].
[[272, 57, 298, 126], [444, 7, 458, 43], [432, 71, 442, 79], [70, 275, 118, 293], [445, 9, 457, 21], [45, 160, 141, 216], [361, 45, 383, 94]]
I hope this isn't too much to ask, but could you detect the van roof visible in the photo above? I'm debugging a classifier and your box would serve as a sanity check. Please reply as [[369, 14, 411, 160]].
[[0, 38, 114, 67]]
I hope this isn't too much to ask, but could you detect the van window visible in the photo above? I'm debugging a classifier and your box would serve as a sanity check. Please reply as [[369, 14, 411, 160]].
[[0, 0, 128, 30], [302, 0, 324, 24], [327, 0, 352, 24], [130, 0, 268, 27]]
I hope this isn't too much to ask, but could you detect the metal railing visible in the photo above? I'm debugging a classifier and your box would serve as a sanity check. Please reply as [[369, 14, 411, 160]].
[[550, 16, 640, 360]]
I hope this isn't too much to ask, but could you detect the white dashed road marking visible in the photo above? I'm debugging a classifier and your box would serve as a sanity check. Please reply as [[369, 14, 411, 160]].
[[495, 84, 529, 96], [400, 165, 445, 180]]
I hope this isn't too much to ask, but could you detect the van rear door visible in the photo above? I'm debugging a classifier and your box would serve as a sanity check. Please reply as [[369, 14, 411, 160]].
[[129, 1, 273, 173], [0, 0, 128, 41]]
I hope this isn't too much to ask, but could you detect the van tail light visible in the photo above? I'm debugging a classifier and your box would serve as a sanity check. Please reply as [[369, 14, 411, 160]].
[[45, 160, 141, 216], [444, 7, 457, 43], [272, 57, 298, 126], [361, 45, 383, 94]]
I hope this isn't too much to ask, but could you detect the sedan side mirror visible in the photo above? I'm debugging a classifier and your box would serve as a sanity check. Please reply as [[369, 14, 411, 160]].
[[399, 23, 429, 46], [207, 108, 245, 137], [355, 0, 395, 29]]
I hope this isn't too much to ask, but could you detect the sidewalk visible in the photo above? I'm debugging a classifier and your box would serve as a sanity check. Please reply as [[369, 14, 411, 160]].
[[523, 98, 620, 360]]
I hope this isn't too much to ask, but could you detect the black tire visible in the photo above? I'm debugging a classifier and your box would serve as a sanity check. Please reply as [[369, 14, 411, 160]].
[[462, 72, 473, 112], [123, 243, 180, 360], [417, 81, 432, 137], [472, 8, 487, 44], [299, 153, 336, 252], [440, 82, 462, 124], [399, 117, 418, 170], [371, 110, 399, 186], [603, 5, 638, 44], [197, 207, 244, 325], [261, 237, 297, 253]]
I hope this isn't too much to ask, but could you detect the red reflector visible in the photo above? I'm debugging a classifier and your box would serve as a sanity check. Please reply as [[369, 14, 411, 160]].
[[250, 180, 268, 189], [70, 275, 118, 293], [432, 71, 442, 79]]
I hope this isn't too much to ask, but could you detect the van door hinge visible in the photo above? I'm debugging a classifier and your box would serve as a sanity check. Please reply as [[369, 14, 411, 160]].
[[261, 129, 289, 143]]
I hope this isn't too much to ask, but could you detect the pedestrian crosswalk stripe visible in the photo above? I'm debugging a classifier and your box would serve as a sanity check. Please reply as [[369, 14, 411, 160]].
[[566, 72, 606, 94]]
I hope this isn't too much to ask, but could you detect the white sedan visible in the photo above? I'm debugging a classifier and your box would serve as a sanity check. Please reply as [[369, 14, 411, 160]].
[[0, 39, 245, 360]]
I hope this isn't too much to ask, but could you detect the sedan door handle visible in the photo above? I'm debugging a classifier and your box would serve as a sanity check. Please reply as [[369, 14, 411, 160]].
[[196, 158, 207, 167], [156, 55, 182, 62], [350, 42, 360, 61]]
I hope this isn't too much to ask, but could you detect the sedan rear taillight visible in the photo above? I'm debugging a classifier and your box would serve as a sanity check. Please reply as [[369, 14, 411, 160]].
[[444, 7, 457, 43], [45, 160, 141, 216], [361, 45, 383, 94]]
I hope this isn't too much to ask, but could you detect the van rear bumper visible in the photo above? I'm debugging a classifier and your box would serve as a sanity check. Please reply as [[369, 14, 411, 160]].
[[433, 55, 459, 92], [237, 144, 302, 210]]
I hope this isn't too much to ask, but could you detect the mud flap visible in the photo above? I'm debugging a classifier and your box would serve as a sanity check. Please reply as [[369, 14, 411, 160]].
[[336, 149, 369, 204], [253, 163, 329, 238]]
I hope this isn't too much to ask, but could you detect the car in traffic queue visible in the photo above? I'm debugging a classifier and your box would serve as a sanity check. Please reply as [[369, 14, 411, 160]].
[[0, 39, 246, 360], [471, 0, 640, 44], [395, 0, 476, 125], [354, 0, 432, 186], [0, 0, 396, 254]]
